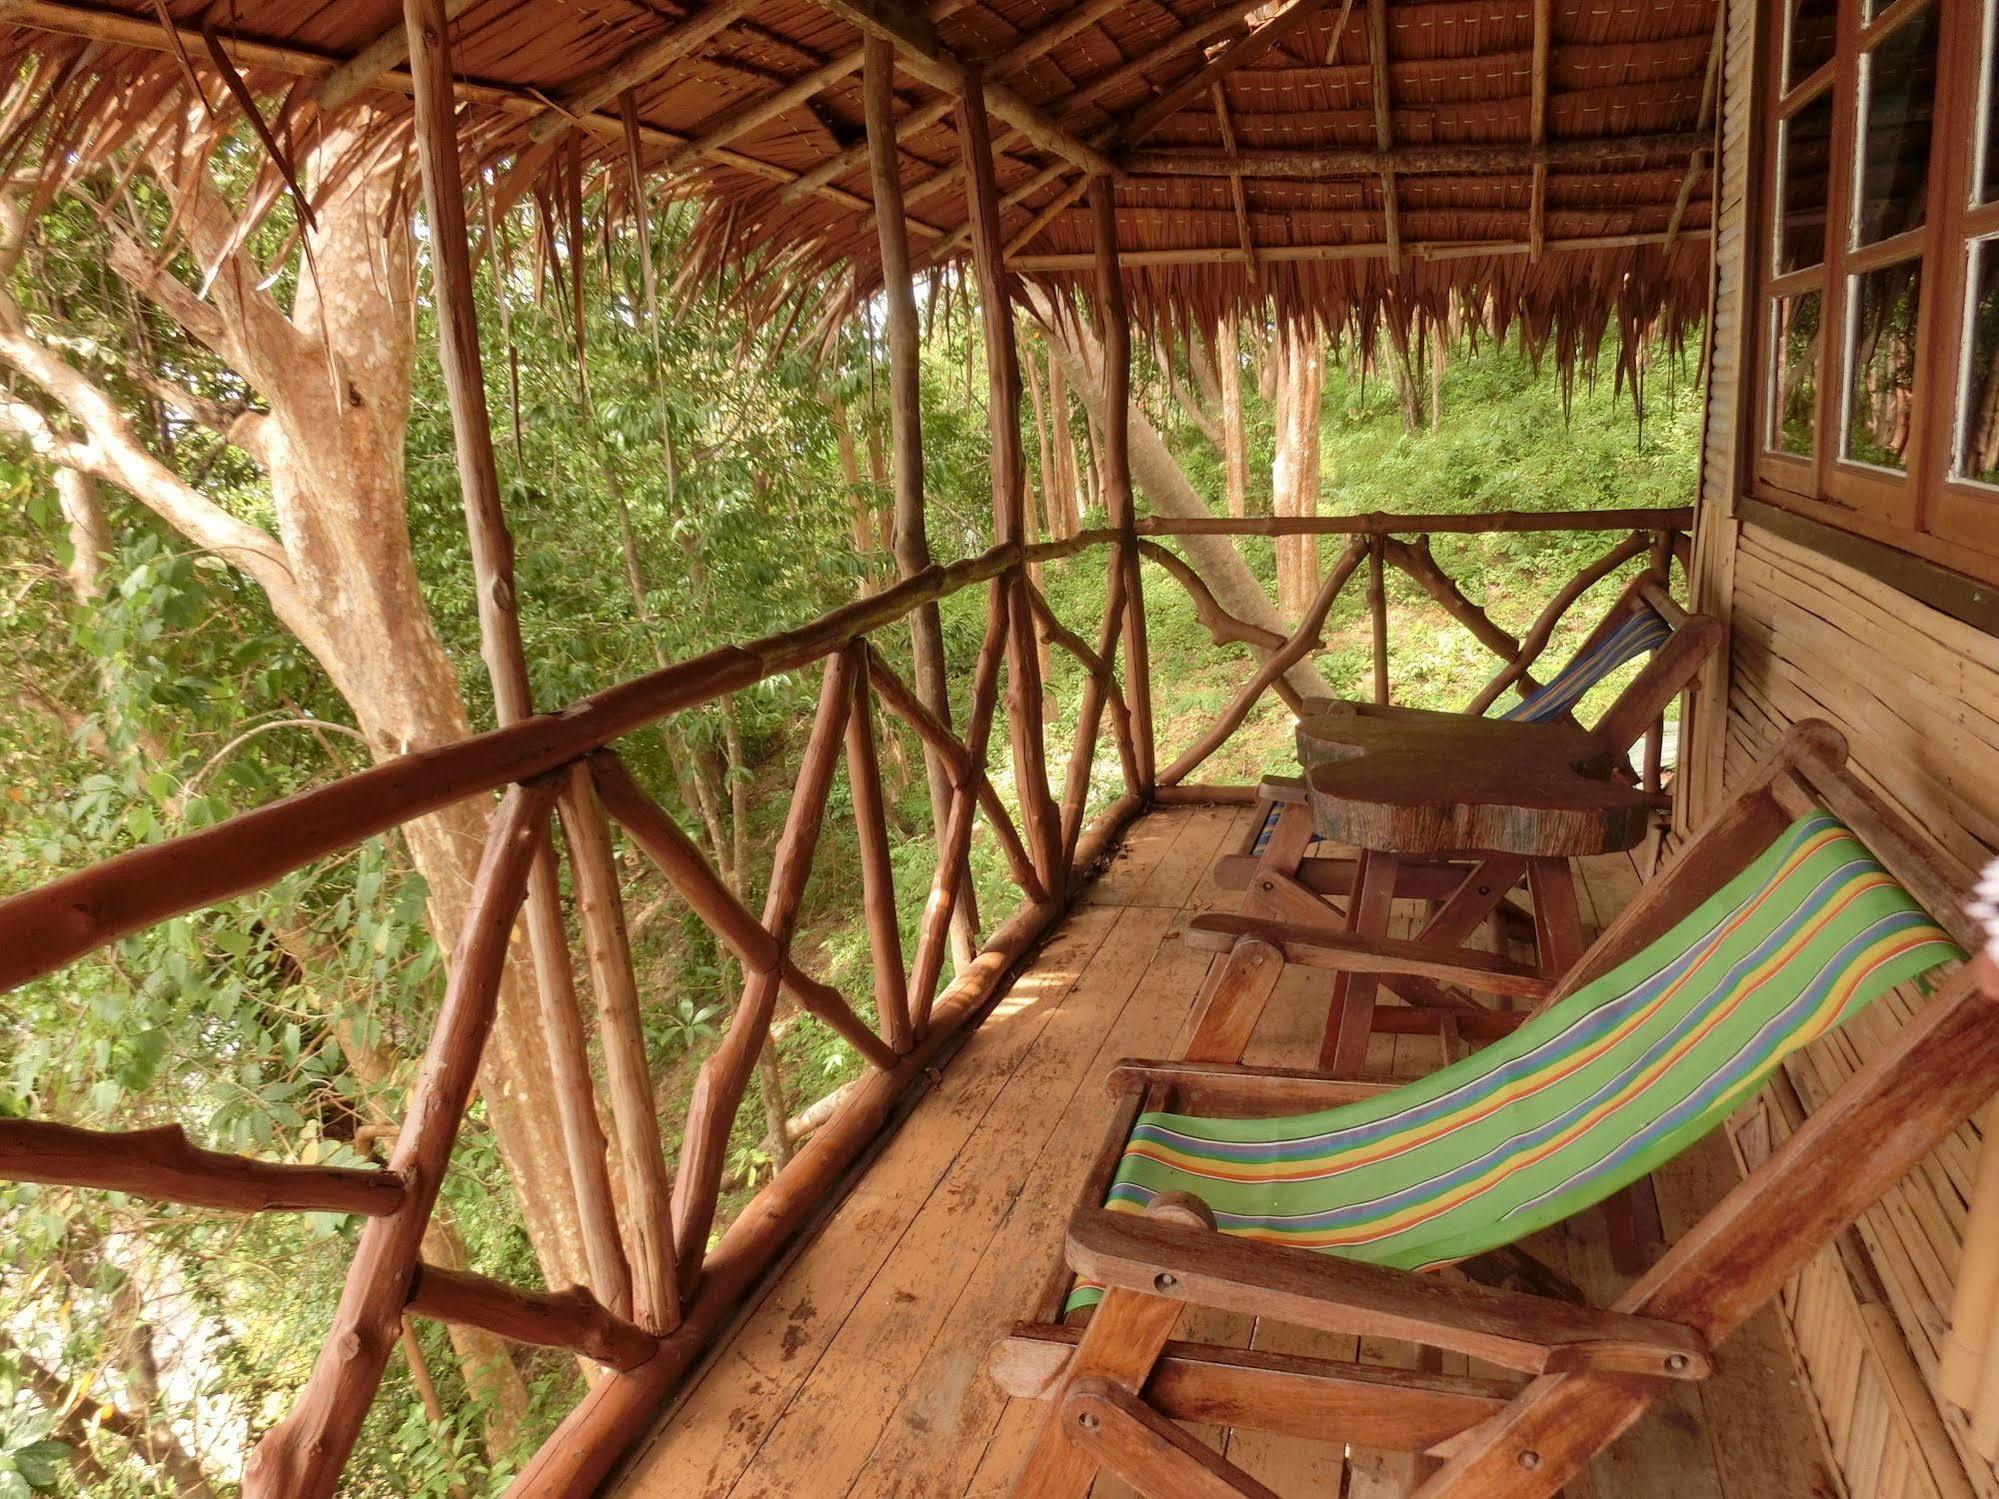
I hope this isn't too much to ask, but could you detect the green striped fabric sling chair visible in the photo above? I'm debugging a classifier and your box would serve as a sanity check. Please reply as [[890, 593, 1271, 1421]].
[[993, 722, 1999, 1499]]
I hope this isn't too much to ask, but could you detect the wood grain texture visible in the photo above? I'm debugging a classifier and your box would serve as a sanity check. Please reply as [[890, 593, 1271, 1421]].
[[1298, 702, 1656, 857]]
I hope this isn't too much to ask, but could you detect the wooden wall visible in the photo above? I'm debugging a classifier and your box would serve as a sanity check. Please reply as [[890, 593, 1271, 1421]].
[[1714, 520, 1999, 1499], [1683, 2, 1999, 1495]]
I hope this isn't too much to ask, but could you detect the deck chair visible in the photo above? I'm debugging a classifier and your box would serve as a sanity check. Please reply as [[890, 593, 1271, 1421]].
[[993, 722, 1999, 1498]]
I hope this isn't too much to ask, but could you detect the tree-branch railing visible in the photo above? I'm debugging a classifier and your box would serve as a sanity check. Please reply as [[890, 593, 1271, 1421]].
[[0, 524, 1146, 1498], [1133, 507, 1696, 792], [0, 504, 1690, 1496]]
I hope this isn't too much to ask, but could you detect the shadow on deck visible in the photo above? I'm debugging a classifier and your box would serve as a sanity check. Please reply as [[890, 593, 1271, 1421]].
[[608, 804, 1841, 1499]]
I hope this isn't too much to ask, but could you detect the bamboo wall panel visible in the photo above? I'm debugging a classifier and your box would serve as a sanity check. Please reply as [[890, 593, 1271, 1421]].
[[1714, 519, 1999, 1499]]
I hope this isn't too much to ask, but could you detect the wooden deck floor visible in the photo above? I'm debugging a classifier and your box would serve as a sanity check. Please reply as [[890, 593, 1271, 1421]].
[[610, 805, 1843, 1499]]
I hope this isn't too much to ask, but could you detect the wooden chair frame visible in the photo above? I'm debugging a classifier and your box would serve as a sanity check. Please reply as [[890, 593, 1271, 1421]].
[[993, 722, 1999, 1498]]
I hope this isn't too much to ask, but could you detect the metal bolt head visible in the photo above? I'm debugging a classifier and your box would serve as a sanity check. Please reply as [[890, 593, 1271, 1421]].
[[1665, 1353, 1689, 1373], [1154, 1271, 1177, 1292], [1077, 1411, 1100, 1432], [1517, 1450, 1542, 1471]]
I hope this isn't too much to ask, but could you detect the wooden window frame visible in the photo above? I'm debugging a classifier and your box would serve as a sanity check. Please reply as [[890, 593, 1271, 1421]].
[[1750, 0, 1999, 588]]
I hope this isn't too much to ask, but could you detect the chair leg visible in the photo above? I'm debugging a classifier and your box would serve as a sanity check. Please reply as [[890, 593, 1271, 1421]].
[[1322, 849, 1401, 1073], [1011, 1285, 1183, 1499], [1184, 937, 1286, 1064], [1524, 859, 1587, 980], [1060, 1378, 1282, 1499]]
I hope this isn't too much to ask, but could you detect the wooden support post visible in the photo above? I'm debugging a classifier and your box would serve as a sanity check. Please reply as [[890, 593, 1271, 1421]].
[[0, 1119, 405, 1217], [406, 1261, 657, 1371], [1088, 175, 1155, 794], [844, 641, 912, 1053], [393, 0, 625, 1316], [960, 79, 1064, 893], [670, 650, 857, 1296], [1367, 0, 1402, 273], [1528, 0, 1550, 260], [866, 36, 979, 969], [557, 764, 680, 1334], [1368, 533, 1390, 704], [244, 781, 553, 1499]]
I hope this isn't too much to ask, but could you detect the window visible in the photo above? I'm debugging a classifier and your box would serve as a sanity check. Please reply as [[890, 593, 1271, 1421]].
[[1754, 0, 1999, 579]]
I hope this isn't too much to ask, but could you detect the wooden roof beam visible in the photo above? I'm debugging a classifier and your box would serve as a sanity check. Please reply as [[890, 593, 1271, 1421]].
[[314, 0, 481, 113], [808, 0, 1116, 178], [1367, 0, 1401, 273], [1213, 84, 1259, 278], [1118, 133, 1711, 178], [1006, 227, 1710, 271], [1111, 0, 1341, 150], [526, 0, 764, 144], [0, 0, 943, 234], [1665, 4, 1726, 256], [778, 0, 1118, 204], [842, 0, 1282, 220], [1529, 0, 1550, 260]]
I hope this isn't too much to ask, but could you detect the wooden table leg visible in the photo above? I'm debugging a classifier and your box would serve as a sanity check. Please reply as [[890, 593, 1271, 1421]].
[[1320, 849, 1400, 1074], [1525, 858, 1587, 985]]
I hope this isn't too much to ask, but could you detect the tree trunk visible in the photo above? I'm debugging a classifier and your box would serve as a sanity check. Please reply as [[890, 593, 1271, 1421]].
[[1217, 318, 1249, 519], [1025, 285, 1329, 705], [1269, 316, 1325, 620], [0, 123, 591, 1291]]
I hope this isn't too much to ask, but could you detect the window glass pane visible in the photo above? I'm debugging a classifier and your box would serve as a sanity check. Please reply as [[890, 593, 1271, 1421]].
[[1787, 0, 1839, 89], [1771, 292, 1823, 457], [1779, 91, 1836, 272], [1956, 241, 1999, 482], [1853, 5, 1939, 245], [1843, 260, 1922, 469]]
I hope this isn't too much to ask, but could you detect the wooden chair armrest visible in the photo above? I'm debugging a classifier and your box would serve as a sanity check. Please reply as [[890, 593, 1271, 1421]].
[[1067, 1209, 1710, 1383], [1107, 1059, 1400, 1115], [1187, 913, 1553, 1003]]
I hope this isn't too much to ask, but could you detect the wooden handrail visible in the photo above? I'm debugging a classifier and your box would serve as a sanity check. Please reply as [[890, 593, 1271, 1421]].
[[0, 534, 1098, 996], [1137, 507, 1692, 536], [0, 1119, 405, 1217]]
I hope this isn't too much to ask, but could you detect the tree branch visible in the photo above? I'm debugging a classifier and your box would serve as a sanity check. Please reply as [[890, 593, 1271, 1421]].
[[0, 298, 318, 657]]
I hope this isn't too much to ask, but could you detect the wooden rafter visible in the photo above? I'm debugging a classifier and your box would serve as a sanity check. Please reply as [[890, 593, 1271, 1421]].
[[313, 0, 480, 113], [1119, 133, 1709, 179], [809, 0, 1115, 178], [1665, 2, 1726, 256], [778, 0, 1118, 204], [1007, 227, 1709, 271], [1212, 84, 1258, 277], [896, 0, 1292, 253], [1529, 0, 1551, 260], [0, 0, 943, 233], [1367, 0, 1401, 274]]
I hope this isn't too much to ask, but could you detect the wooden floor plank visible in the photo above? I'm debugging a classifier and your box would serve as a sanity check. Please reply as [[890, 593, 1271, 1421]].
[[614, 903, 1129, 1498], [608, 808, 1839, 1499]]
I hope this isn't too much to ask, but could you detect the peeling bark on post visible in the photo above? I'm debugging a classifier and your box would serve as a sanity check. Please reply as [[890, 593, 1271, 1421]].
[[397, 0, 623, 1313], [1088, 176, 1156, 794], [959, 81, 1064, 890], [865, 36, 979, 966]]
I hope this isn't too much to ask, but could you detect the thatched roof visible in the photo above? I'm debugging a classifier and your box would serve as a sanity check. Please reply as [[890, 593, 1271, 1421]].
[[0, 0, 1718, 355]]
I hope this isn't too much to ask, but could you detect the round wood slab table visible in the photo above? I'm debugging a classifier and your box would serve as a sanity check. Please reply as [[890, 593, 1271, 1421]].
[[1293, 699, 1659, 1075]]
